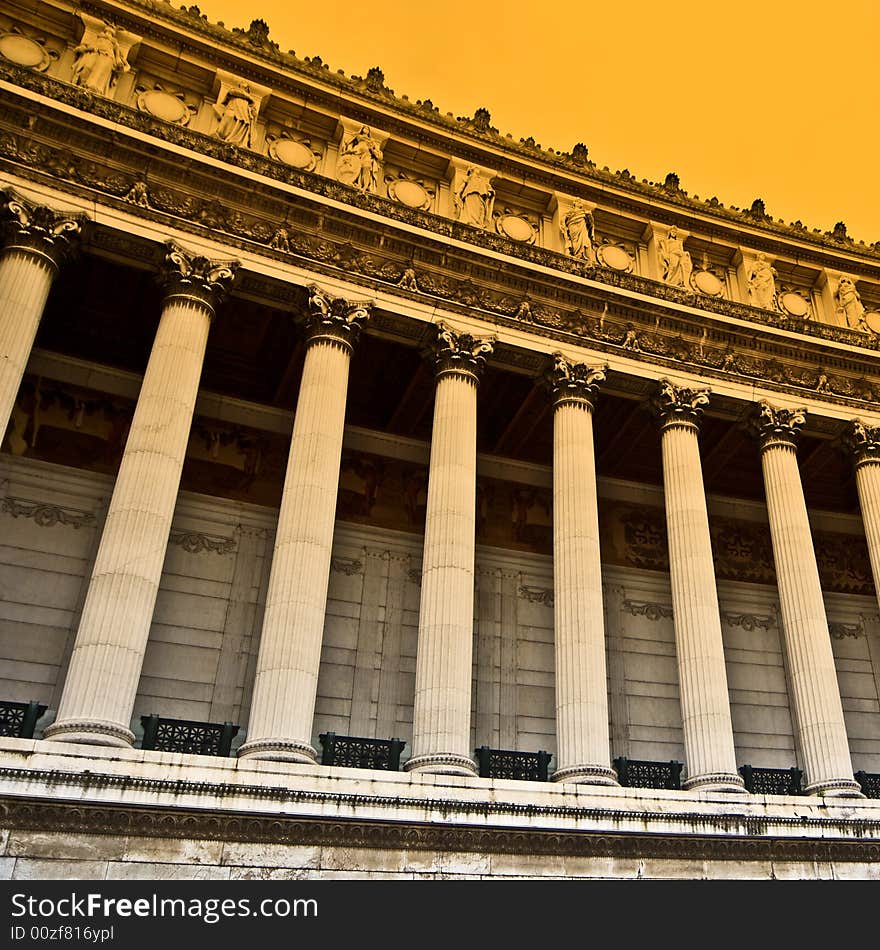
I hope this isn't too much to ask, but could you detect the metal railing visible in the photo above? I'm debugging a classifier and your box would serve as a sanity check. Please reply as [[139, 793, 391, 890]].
[[614, 757, 683, 790], [0, 700, 46, 739], [738, 765, 803, 795], [140, 715, 239, 756], [475, 747, 552, 782], [319, 733, 406, 771]]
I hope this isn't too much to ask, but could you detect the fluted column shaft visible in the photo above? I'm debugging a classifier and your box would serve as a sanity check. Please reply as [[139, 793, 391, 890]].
[[0, 191, 83, 441], [656, 381, 742, 792], [239, 287, 371, 763], [756, 403, 861, 796], [406, 325, 493, 775], [45, 244, 236, 747], [548, 358, 616, 784], [848, 422, 880, 616]]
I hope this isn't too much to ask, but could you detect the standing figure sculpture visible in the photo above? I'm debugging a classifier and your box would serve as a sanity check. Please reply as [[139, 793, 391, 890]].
[[213, 82, 256, 148], [454, 166, 495, 229], [836, 276, 869, 332], [71, 23, 130, 96], [336, 126, 383, 192], [658, 227, 693, 288], [747, 252, 778, 310], [561, 199, 596, 263]]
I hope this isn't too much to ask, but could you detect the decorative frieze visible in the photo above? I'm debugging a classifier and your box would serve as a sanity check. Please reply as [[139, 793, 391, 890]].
[[720, 612, 774, 632], [621, 600, 673, 621], [168, 531, 236, 555]]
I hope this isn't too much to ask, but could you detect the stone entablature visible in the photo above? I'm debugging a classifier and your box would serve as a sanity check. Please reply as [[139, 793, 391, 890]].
[[1, 1, 878, 335]]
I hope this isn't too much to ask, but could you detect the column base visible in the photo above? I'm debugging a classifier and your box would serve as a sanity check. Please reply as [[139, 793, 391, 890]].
[[42, 718, 134, 748], [237, 738, 317, 765], [404, 753, 477, 777], [552, 764, 618, 786], [804, 777, 865, 798], [683, 771, 746, 793]]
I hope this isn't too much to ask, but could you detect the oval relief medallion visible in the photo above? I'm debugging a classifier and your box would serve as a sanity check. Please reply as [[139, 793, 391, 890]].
[[864, 311, 880, 335], [691, 270, 723, 297], [597, 243, 633, 272], [0, 33, 50, 70], [137, 89, 191, 125], [268, 138, 317, 171], [778, 291, 810, 318], [388, 178, 430, 209], [496, 214, 535, 243]]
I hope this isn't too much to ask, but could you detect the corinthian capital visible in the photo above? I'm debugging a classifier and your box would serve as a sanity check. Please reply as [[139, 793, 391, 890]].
[[653, 378, 710, 430], [430, 322, 495, 382], [547, 354, 606, 409], [846, 419, 880, 468], [301, 285, 371, 352], [1, 188, 86, 270], [158, 241, 239, 314], [751, 400, 807, 451]]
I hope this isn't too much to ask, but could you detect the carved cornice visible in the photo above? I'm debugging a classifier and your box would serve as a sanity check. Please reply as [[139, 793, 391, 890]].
[[2, 790, 877, 864], [752, 401, 807, 452], [430, 323, 495, 383], [546, 355, 606, 410], [847, 420, 880, 469], [301, 285, 371, 353], [0, 187, 86, 271], [653, 379, 710, 431], [159, 240, 238, 314]]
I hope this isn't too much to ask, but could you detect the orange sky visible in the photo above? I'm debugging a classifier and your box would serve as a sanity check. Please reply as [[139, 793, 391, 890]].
[[197, 0, 879, 245]]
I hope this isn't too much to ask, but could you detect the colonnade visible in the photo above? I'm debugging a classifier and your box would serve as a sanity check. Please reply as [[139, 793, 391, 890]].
[[0, 191, 873, 796]]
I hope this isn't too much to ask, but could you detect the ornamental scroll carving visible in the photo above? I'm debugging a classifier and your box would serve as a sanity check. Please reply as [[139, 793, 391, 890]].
[[302, 285, 372, 351], [0, 188, 85, 265], [847, 419, 880, 467], [546, 355, 606, 408], [430, 323, 495, 380], [159, 241, 239, 310], [168, 531, 236, 555], [0, 494, 95, 530], [751, 401, 807, 449], [653, 379, 710, 427]]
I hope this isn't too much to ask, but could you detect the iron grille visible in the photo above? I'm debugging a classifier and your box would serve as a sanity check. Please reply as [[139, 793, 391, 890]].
[[319, 733, 405, 771], [614, 756, 683, 789], [739, 765, 803, 795], [140, 715, 239, 756], [475, 747, 552, 782], [855, 771, 880, 799], [0, 700, 46, 739]]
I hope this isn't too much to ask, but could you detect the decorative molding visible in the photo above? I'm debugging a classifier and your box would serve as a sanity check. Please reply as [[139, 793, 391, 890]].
[[0, 494, 95, 530], [160, 240, 239, 312], [330, 556, 364, 576], [517, 585, 554, 607], [752, 401, 807, 451], [0, 186, 85, 268], [622, 600, 674, 621], [168, 530, 236, 555], [653, 378, 710, 430], [847, 420, 880, 468], [829, 621, 863, 640], [721, 612, 774, 632]]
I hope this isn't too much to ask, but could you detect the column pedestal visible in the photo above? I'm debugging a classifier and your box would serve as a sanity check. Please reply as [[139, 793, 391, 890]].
[[45, 242, 237, 747]]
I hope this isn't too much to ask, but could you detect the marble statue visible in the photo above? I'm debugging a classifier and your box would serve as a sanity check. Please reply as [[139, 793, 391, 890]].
[[836, 276, 869, 332], [454, 166, 494, 229], [658, 227, 693, 288], [561, 200, 596, 263], [337, 126, 383, 192], [71, 23, 129, 95], [213, 82, 256, 148], [747, 253, 777, 310]]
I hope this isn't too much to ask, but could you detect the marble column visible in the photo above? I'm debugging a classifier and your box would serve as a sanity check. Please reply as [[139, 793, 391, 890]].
[[847, 421, 880, 616], [753, 402, 861, 796], [0, 189, 84, 441], [44, 242, 237, 747], [239, 287, 371, 763], [547, 356, 616, 785], [405, 323, 494, 775], [654, 380, 744, 792]]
